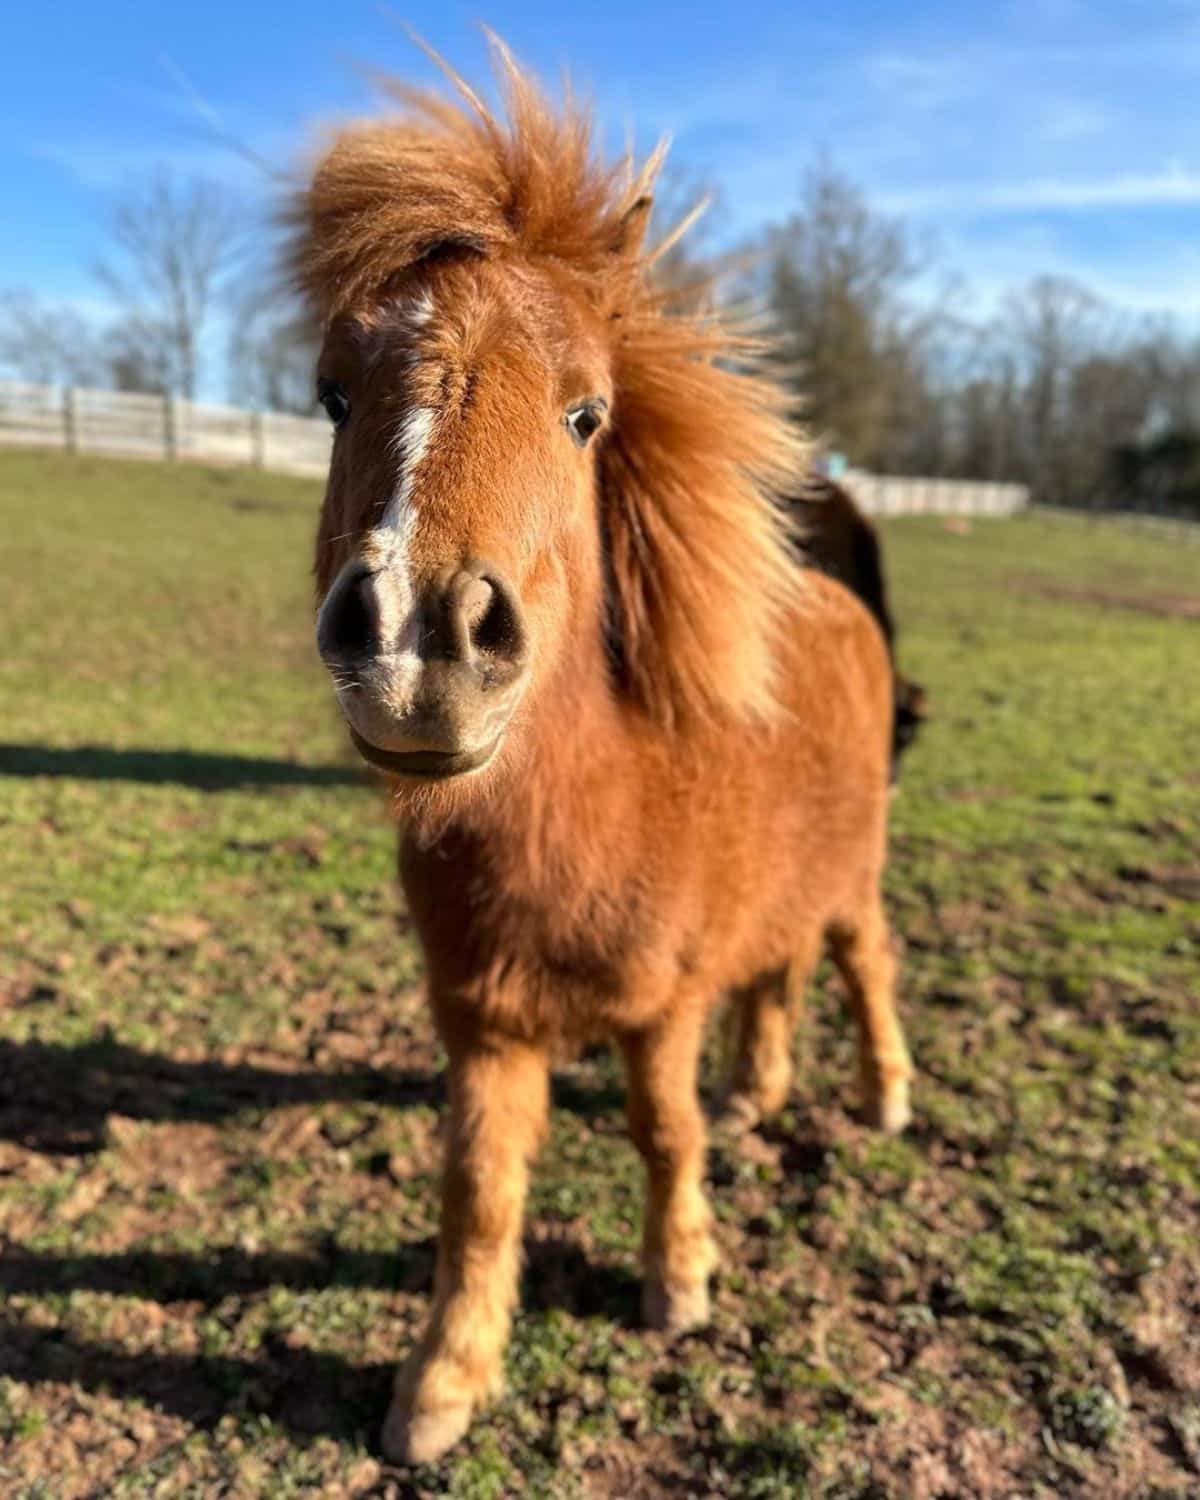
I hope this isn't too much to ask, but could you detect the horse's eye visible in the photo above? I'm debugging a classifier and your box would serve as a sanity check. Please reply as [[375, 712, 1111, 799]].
[[317, 378, 351, 430], [565, 399, 607, 449]]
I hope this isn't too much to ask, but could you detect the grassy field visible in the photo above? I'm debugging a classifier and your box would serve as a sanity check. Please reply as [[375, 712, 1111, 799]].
[[1, 448, 1198, 1499]]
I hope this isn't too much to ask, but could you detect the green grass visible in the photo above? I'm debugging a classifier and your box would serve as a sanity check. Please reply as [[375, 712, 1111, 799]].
[[1, 449, 1198, 1498]]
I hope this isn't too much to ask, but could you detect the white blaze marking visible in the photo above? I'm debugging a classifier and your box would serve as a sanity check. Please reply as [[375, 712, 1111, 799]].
[[323, 293, 441, 672], [355, 402, 436, 658], [379, 404, 436, 544], [375, 289, 438, 556]]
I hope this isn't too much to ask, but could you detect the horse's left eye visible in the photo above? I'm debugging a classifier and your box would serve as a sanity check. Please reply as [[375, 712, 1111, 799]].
[[317, 379, 351, 430], [565, 400, 606, 449]]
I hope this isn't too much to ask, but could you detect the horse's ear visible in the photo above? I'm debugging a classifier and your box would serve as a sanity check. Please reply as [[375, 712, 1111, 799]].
[[612, 195, 653, 260]]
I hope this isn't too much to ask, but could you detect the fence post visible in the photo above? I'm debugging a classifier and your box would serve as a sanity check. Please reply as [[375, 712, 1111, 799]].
[[62, 386, 77, 453], [163, 395, 177, 461], [250, 409, 265, 468]]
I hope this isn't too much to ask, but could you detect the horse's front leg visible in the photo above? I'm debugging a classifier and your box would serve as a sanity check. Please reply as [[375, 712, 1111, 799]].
[[382, 1022, 550, 1465], [620, 997, 718, 1332]]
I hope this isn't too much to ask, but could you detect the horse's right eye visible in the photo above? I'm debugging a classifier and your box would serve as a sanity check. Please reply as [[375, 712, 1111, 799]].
[[565, 398, 607, 449], [317, 379, 351, 430]]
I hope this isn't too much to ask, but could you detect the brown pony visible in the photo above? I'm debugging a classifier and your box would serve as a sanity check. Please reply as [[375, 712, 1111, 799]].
[[293, 37, 913, 1465]]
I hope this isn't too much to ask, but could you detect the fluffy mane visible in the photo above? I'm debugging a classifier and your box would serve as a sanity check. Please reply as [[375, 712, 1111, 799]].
[[290, 34, 809, 729]]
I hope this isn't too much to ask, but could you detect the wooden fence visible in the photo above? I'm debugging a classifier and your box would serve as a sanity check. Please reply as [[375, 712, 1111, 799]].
[[843, 470, 1029, 518], [0, 380, 331, 477]]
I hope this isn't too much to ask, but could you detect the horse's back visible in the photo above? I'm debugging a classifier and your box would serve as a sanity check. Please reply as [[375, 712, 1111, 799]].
[[688, 570, 893, 986], [782, 567, 894, 783]]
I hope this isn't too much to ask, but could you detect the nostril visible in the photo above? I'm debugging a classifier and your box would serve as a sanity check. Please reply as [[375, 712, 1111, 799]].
[[422, 563, 528, 675], [319, 569, 378, 663], [470, 573, 524, 663], [459, 576, 495, 639]]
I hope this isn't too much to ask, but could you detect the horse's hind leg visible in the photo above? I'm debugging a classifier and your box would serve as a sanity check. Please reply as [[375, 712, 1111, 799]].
[[722, 933, 820, 1130], [828, 894, 913, 1134]]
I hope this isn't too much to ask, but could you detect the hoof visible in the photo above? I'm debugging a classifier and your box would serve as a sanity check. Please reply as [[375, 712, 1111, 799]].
[[712, 1091, 764, 1137], [381, 1393, 474, 1467], [864, 1076, 911, 1135], [642, 1276, 711, 1333]]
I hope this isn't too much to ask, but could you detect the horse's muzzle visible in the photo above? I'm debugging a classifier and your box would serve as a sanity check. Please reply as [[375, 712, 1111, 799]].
[[317, 557, 528, 778]]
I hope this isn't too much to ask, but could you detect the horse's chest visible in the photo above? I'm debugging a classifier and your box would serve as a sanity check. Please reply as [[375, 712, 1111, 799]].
[[490, 877, 652, 1014], [401, 833, 668, 1034]]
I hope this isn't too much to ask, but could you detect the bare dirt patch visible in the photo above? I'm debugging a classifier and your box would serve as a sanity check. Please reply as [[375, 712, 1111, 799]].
[[1021, 580, 1200, 620]]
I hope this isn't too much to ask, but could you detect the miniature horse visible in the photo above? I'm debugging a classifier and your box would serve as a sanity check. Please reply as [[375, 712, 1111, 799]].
[[294, 39, 914, 1465]]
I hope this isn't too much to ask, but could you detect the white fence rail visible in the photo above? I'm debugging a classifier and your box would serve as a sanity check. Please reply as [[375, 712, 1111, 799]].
[[843, 470, 1029, 518], [0, 380, 331, 478]]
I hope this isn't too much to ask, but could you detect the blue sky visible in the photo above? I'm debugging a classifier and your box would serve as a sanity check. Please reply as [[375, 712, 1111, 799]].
[[4, 0, 1200, 346]]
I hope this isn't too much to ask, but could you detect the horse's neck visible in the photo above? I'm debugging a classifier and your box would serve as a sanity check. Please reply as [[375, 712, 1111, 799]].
[[454, 603, 644, 898]]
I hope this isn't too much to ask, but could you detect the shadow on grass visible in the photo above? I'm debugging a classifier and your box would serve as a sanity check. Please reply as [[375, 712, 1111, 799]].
[[0, 1239, 641, 1441], [0, 1037, 626, 1154], [0, 1237, 640, 1318], [0, 1310, 397, 1440], [0, 1240, 440, 1302], [0, 741, 364, 791], [0, 1036, 442, 1153]]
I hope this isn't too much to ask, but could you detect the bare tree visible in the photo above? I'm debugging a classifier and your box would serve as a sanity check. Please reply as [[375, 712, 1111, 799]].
[[226, 283, 319, 415], [759, 163, 941, 469], [95, 172, 242, 400], [1128, 324, 1200, 437], [967, 277, 1177, 505], [103, 319, 173, 394], [1000, 276, 1101, 493], [0, 292, 105, 386]]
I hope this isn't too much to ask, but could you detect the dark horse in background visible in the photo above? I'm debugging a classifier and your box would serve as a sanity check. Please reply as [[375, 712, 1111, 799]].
[[790, 475, 928, 775]]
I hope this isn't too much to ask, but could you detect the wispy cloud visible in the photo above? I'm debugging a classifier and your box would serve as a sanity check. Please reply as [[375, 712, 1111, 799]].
[[1038, 100, 1109, 142], [28, 128, 297, 195], [860, 52, 968, 111], [880, 166, 1200, 216]]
